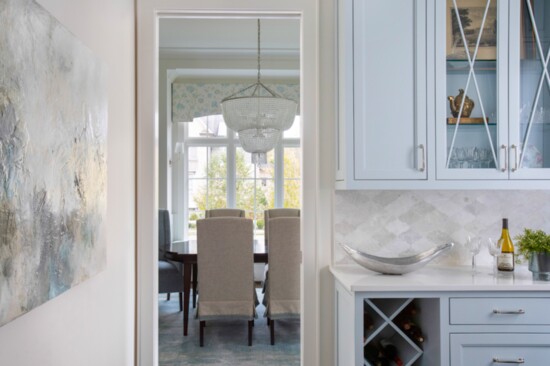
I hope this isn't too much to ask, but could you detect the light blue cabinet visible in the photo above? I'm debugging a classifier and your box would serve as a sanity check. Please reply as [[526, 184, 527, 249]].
[[336, 0, 428, 188], [436, 0, 550, 181], [333, 283, 550, 365], [336, 0, 550, 189], [450, 333, 550, 366]]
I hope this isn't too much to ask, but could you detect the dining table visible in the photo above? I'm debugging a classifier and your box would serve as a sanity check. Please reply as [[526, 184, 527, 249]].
[[165, 239, 268, 336]]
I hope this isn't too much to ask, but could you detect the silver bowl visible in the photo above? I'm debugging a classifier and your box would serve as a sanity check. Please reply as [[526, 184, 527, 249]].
[[339, 242, 454, 275]]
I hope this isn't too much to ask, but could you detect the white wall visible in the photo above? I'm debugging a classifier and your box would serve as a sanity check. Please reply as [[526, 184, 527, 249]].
[[0, 1, 135, 365]]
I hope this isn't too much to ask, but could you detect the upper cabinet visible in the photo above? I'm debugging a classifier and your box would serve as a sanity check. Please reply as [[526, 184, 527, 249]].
[[336, 0, 550, 189], [336, 0, 427, 188], [437, 0, 550, 181]]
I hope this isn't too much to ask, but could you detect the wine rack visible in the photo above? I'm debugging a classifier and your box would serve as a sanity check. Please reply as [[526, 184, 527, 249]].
[[363, 298, 424, 366]]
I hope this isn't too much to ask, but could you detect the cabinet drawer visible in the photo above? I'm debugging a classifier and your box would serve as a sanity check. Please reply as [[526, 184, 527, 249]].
[[450, 297, 550, 325], [450, 333, 550, 366]]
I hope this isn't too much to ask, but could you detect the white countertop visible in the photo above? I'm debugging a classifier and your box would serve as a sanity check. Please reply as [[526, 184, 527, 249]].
[[331, 264, 550, 293]]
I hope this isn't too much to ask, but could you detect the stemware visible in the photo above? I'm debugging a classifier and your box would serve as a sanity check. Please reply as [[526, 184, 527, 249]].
[[487, 237, 501, 276], [466, 236, 482, 273]]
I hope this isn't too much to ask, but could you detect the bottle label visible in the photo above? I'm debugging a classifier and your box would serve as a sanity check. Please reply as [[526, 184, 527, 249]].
[[498, 253, 514, 270]]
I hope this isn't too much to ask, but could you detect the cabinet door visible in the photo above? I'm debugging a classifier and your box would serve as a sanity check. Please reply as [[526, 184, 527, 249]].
[[509, 0, 550, 179], [450, 333, 550, 366], [436, 0, 509, 180], [352, 0, 427, 180]]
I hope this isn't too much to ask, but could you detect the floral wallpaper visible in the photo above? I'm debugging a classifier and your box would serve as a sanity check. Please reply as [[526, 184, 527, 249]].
[[172, 82, 300, 122]]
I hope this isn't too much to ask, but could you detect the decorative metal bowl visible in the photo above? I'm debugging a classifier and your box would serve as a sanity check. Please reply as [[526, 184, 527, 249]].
[[339, 242, 454, 275]]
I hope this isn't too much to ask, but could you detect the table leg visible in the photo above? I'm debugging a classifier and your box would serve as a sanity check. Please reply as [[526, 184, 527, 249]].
[[183, 262, 191, 336]]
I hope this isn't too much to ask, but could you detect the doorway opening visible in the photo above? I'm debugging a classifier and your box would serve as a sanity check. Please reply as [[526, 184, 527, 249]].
[[157, 16, 302, 365]]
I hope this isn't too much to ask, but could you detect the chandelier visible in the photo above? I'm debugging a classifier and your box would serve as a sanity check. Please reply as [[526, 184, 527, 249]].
[[221, 19, 297, 164]]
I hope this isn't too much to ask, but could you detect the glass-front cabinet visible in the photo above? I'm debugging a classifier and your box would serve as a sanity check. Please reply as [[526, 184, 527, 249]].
[[437, 0, 550, 180], [509, 0, 550, 179]]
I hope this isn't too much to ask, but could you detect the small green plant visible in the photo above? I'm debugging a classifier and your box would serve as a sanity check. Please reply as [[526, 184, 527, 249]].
[[514, 228, 550, 261]]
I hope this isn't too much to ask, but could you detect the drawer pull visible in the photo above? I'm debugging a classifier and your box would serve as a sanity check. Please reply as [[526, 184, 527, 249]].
[[492, 357, 525, 364], [492, 309, 525, 315]]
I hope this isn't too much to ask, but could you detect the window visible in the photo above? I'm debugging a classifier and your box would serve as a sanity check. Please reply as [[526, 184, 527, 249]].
[[180, 115, 300, 239]]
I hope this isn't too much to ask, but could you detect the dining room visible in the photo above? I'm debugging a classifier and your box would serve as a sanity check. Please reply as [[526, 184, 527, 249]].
[[156, 17, 302, 365]]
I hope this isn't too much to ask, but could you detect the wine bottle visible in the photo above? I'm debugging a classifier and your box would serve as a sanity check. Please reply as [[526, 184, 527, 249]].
[[364, 310, 374, 331], [402, 302, 418, 317], [497, 218, 515, 272], [405, 323, 425, 344], [363, 344, 389, 366], [379, 339, 404, 366], [364, 344, 380, 365]]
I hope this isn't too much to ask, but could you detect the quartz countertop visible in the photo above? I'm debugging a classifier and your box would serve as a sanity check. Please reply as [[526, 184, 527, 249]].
[[331, 264, 550, 293]]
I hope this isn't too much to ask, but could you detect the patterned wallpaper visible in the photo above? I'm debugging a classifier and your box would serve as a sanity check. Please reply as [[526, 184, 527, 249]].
[[334, 190, 550, 267], [171, 82, 299, 122]]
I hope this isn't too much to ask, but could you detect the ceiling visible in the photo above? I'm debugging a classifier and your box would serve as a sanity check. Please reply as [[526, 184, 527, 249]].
[[159, 18, 300, 60]]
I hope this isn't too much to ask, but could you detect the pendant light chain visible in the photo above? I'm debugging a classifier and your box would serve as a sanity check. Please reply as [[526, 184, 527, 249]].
[[257, 19, 261, 85]]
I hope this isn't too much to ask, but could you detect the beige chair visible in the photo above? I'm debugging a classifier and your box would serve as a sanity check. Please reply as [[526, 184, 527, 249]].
[[264, 208, 300, 247], [264, 216, 301, 345], [261, 208, 300, 291], [196, 217, 256, 346], [205, 208, 245, 218], [191, 208, 246, 308]]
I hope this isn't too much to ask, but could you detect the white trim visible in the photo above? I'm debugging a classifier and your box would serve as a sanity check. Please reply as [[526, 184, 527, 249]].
[[137, 3, 321, 366]]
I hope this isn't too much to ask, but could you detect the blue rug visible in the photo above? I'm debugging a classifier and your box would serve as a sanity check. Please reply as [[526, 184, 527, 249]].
[[159, 290, 300, 365]]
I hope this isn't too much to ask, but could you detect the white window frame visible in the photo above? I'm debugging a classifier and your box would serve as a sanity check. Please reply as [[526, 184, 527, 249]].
[[178, 117, 300, 239]]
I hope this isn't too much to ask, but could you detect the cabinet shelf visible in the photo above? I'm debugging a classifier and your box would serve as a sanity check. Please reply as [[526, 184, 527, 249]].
[[446, 117, 494, 125], [446, 59, 496, 72]]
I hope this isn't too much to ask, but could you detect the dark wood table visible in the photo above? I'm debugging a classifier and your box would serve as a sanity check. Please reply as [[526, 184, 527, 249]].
[[165, 239, 268, 336]]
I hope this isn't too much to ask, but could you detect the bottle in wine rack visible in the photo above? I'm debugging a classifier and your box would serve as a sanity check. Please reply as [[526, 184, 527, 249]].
[[364, 309, 375, 331], [405, 323, 425, 345], [364, 343, 380, 365], [363, 344, 389, 366], [402, 301, 418, 317], [379, 339, 404, 366]]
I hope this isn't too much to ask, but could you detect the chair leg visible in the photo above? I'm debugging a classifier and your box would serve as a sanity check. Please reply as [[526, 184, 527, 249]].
[[192, 263, 198, 308], [166, 293, 170, 301], [267, 317, 271, 326], [248, 320, 253, 346], [178, 292, 183, 312], [200, 321, 205, 347], [270, 320, 275, 345]]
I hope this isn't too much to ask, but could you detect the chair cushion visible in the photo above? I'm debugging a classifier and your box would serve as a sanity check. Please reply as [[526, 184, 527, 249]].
[[158, 260, 183, 293]]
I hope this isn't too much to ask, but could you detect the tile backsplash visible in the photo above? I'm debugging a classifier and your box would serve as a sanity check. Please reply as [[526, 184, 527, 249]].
[[334, 190, 550, 267]]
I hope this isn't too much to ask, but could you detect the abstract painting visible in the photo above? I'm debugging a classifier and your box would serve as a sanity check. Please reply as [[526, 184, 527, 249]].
[[0, 0, 107, 326]]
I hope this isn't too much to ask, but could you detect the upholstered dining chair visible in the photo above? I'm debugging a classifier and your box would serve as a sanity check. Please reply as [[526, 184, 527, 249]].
[[261, 208, 301, 292], [263, 216, 301, 345], [264, 208, 300, 247], [205, 208, 246, 218], [189, 208, 246, 308], [196, 217, 256, 346], [158, 209, 183, 311]]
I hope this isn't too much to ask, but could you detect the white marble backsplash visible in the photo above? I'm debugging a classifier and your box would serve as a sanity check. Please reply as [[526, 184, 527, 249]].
[[334, 190, 550, 267]]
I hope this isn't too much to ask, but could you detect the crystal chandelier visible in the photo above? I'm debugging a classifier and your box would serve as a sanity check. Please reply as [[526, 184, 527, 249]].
[[221, 19, 297, 164]]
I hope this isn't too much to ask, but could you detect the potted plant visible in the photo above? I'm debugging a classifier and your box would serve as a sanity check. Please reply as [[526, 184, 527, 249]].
[[515, 229, 550, 281]]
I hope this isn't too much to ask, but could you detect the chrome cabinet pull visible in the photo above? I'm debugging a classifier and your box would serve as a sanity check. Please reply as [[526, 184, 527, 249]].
[[418, 144, 426, 172], [500, 144, 508, 172], [511, 144, 519, 172], [492, 309, 525, 315], [492, 357, 525, 364]]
